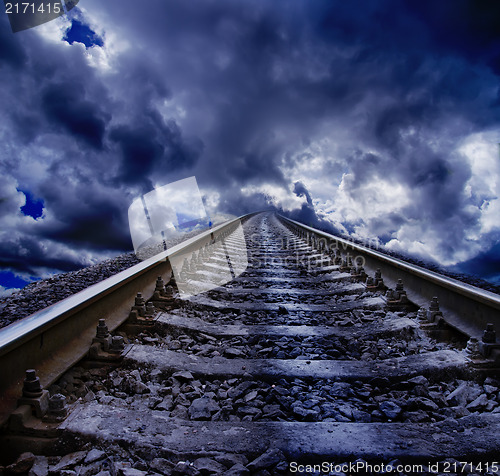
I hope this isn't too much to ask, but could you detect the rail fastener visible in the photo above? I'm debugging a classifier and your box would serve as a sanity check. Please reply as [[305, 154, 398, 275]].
[[17, 369, 49, 419], [479, 324, 500, 359], [88, 319, 128, 362], [365, 268, 386, 291]]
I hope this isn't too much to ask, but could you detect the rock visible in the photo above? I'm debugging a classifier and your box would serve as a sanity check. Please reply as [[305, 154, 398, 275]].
[[408, 376, 429, 386], [188, 397, 220, 420], [352, 409, 371, 422], [330, 382, 351, 397], [215, 455, 248, 468], [467, 393, 489, 411], [172, 371, 194, 382], [222, 464, 250, 476], [157, 395, 174, 411], [78, 461, 105, 476], [224, 348, 245, 358], [51, 452, 87, 472], [84, 449, 106, 465], [169, 340, 182, 350], [150, 458, 174, 475], [417, 397, 439, 412], [402, 410, 429, 423], [484, 377, 500, 386], [275, 461, 289, 472], [484, 384, 498, 395], [121, 469, 147, 476], [428, 391, 446, 406], [379, 401, 402, 420], [228, 381, 256, 399], [133, 381, 150, 394], [7, 452, 35, 473], [172, 461, 201, 475], [244, 390, 258, 402], [247, 448, 285, 471], [446, 382, 482, 407], [170, 404, 189, 419], [130, 370, 142, 382], [292, 404, 318, 421], [119, 468, 148, 476], [29, 455, 48, 476], [193, 457, 227, 474], [336, 404, 355, 420], [84, 390, 96, 402], [321, 402, 337, 418], [175, 393, 191, 407]]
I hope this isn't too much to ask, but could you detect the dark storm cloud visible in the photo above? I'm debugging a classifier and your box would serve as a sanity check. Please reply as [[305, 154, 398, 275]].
[[110, 125, 162, 188], [406, 0, 500, 74], [0, 234, 80, 274], [109, 110, 202, 191], [288, 181, 341, 234], [453, 241, 500, 283], [1, 0, 500, 288], [41, 82, 108, 149], [0, 19, 27, 68], [293, 181, 313, 207], [0, 10, 205, 281], [290, 193, 320, 228]]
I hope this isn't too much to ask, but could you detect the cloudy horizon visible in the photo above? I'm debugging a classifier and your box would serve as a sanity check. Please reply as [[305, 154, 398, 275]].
[[1, 0, 500, 297]]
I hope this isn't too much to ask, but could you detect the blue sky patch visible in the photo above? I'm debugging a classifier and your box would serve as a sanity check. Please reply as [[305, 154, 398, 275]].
[[18, 189, 44, 219], [64, 19, 104, 48], [0, 270, 31, 290]]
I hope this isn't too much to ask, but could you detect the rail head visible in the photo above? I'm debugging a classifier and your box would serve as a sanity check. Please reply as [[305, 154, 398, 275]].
[[278, 214, 500, 311]]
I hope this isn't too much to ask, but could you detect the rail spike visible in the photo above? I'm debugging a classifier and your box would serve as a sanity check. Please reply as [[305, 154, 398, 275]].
[[17, 369, 50, 418], [152, 276, 167, 301], [385, 278, 410, 310], [465, 337, 482, 360], [478, 323, 500, 359], [128, 293, 154, 325], [43, 393, 68, 423], [350, 265, 367, 282], [365, 268, 385, 292], [89, 318, 127, 361], [427, 296, 443, 324]]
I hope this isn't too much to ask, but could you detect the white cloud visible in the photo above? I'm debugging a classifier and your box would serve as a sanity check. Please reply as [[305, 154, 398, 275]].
[[0, 286, 20, 298], [241, 183, 306, 211], [460, 131, 500, 235]]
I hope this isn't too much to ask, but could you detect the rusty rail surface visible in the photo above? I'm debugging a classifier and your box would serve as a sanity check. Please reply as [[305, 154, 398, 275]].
[[0, 214, 253, 426], [279, 214, 500, 340]]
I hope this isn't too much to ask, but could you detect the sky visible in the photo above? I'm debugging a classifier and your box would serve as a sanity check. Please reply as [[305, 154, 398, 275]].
[[0, 0, 500, 297]]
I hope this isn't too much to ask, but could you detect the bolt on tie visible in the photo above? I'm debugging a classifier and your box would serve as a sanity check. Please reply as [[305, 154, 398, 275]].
[[96, 319, 109, 339], [23, 369, 43, 399], [482, 323, 497, 344]]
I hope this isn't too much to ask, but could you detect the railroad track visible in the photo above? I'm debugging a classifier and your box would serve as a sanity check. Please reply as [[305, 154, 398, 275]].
[[1, 211, 500, 475]]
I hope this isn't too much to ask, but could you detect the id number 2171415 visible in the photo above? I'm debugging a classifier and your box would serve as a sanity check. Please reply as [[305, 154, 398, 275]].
[[5, 3, 62, 14]]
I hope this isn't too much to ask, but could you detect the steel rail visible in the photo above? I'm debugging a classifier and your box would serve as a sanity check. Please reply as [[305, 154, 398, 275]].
[[0, 213, 252, 426], [2, 211, 497, 427], [279, 214, 500, 340]]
